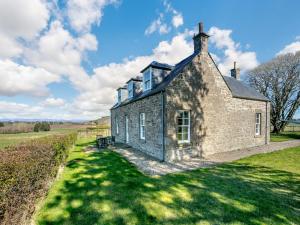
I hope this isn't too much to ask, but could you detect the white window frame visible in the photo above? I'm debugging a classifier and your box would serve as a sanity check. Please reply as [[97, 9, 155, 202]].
[[177, 110, 190, 144], [128, 81, 134, 99], [143, 67, 152, 91], [255, 113, 261, 136], [115, 117, 119, 134], [139, 113, 145, 140], [125, 116, 129, 143]]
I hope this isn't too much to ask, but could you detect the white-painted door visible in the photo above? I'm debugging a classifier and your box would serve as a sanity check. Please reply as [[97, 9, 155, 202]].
[[125, 116, 129, 143]]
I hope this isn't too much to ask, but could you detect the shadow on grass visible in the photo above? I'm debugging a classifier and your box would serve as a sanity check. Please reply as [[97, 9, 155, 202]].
[[37, 150, 300, 225]]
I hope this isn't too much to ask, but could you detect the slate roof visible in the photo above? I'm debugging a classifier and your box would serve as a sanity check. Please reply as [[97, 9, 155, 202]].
[[111, 51, 269, 110], [223, 76, 269, 101], [140, 61, 174, 73]]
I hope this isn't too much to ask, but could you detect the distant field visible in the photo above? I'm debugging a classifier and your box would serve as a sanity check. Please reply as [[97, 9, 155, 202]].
[[0, 128, 77, 149]]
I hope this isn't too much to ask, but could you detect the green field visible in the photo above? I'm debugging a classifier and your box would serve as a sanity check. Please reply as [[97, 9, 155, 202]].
[[35, 138, 300, 225], [0, 128, 77, 149], [270, 132, 300, 142]]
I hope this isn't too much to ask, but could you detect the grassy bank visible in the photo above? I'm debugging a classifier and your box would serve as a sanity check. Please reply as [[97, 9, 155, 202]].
[[35, 138, 300, 225]]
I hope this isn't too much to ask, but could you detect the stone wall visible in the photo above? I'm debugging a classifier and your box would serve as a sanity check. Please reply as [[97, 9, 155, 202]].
[[165, 52, 270, 161], [111, 93, 164, 160]]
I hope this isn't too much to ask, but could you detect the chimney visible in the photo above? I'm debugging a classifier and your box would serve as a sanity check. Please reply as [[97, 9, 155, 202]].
[[193, 22, 210, 52], [231, 62, 240, 80]]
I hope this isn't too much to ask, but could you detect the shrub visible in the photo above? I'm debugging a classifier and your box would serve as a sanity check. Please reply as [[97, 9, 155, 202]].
[[0, 123, 34, 134], [33, 122, 51, 132], [0, 133, 77, 225], [33, 123, 40, 132]]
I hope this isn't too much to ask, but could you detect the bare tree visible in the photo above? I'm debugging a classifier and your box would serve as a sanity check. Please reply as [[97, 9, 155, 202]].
[[248, 51, 300, 133]]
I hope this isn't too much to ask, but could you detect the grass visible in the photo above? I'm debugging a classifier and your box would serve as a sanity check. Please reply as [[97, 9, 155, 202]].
[[0, 128, 77, 149], [35, 138, 300, 225], [270, 132, 300, 142]]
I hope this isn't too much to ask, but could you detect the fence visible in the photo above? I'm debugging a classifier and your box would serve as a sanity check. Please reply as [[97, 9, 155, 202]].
[[283, 125, 300, 132], [77, 127, 111, 138]]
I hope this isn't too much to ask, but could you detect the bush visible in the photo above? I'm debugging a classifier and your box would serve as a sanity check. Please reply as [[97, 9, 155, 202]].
[[33, 122, 51, 132], [33, 123, 40, 132], [0, 123, 33, 134], [0, 133, 77, 225]]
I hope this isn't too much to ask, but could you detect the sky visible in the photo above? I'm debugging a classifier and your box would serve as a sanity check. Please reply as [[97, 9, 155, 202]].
[[0, 0, 300, 120]]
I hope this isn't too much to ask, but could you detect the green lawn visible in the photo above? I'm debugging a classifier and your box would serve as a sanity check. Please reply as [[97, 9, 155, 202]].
[[0, 128, 77, 149], [270, 132, 300, 142], [35, 138, 300, 225]]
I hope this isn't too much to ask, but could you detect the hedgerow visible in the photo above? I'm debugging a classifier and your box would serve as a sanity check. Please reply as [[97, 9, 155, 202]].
[[0, 133, 77, 225]]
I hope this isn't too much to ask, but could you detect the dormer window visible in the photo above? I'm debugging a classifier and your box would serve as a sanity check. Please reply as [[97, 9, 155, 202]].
[[128, 81, 133, 99], [117, 90, 121, 104], [143, 68, 152, 91]]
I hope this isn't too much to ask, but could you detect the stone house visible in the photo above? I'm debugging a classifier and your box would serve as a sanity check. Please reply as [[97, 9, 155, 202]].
[[110, 22, 270, 162]]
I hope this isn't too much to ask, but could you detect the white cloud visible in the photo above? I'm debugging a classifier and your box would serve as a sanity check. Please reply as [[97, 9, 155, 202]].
[[0, 0, 49, 39], [0, 33, 23, 59], [145, 14, 170, 36], [276, 40, 300, 55], [172, 13, 184, 28], [0, 101, 42, 115], [208, 26, 259, 75], [0, 59, 60, 97], [41, 98, 65, 107], [67, 0, 118, 32], [25, 20, 95, 90], [145, 0, 184, 36]]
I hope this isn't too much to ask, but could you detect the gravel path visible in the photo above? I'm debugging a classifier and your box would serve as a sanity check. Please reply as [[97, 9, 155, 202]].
[[112, 140, 300, 176]]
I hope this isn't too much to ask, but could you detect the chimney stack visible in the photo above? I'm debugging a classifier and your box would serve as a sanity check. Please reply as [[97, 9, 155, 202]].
[[193, 21, 209, 53], [231, 62, 240, 80]]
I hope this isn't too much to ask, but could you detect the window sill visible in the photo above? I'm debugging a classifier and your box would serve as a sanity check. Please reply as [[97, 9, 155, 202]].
[[254, 134, 262, 138], [177, 142, 191, 148]]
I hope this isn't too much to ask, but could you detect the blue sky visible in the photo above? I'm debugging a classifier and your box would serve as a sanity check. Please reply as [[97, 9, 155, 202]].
[[0, 0, 300, 120]]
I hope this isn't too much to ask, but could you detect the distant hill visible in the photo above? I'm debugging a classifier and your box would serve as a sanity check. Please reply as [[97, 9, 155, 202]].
[[92, 116, 110, 126]]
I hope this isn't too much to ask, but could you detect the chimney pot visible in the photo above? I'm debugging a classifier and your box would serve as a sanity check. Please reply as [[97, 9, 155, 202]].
[[231, 62, 240, 80], [199, 22, 203, 33]]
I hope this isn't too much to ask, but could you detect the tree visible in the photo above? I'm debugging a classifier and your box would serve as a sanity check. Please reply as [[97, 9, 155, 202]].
[[34, 122, 41, 132], [248, 51, 300, 133], [0, 122, 4, 127]]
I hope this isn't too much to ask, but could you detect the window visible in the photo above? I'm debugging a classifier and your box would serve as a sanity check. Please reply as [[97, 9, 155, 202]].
[[177, 111, 190, 143], [115, 117, 119, 134], [143, 68, 152, 91], [139, 113, 145, 140], [255, 113, 261, 135], [117, 90, 121, 104], [128, 81, 133, 99]]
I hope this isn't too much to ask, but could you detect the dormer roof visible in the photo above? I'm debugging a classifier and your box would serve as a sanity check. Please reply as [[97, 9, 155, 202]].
[[140, 61, 174, 73]]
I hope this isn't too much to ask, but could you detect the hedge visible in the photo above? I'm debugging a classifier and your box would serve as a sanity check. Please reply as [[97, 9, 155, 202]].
[[0, 133, 77, 225]]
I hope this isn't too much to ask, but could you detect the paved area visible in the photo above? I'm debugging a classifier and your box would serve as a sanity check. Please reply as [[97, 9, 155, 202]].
[[111, 140, 300, 176]]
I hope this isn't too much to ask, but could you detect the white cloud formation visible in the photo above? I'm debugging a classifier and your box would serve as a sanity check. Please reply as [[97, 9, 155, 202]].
[[41, 97, 65, 107], [0, 59, 60, 97], [276, 38, 300, 55], [67, 0, 118, 32], [0, 101, 43, 116], [172, 13, 184, 28], [0, 0, 49, 59], [145, 14, 170, 36], [25, 20, 95, 90], [145, 0, 184, 36], [0, 0, 49, 39], [208, 26, 259, 75]]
